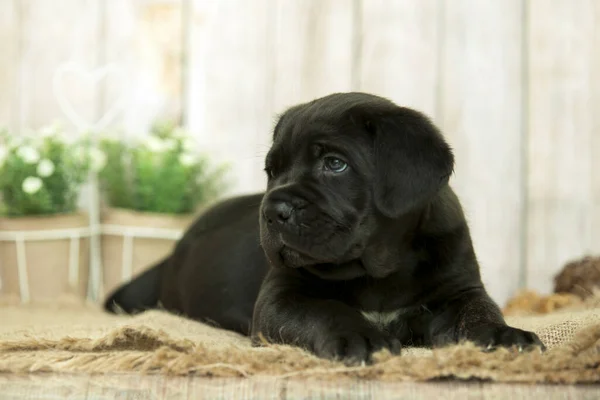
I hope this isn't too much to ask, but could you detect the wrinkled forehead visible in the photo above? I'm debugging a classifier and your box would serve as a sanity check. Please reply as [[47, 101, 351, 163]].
[[271, 92, 393, 144], [272, 98, 359, 145], [267, 104, 371, 169], [273, 96, 360, 139]]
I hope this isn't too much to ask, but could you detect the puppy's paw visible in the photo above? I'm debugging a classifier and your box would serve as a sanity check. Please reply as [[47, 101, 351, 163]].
[[314, 329, 401, 364], [470, 324, 546, 353]]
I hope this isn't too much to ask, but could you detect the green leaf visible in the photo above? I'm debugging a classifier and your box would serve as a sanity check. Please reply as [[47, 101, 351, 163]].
[[97, 122, 229, 215]]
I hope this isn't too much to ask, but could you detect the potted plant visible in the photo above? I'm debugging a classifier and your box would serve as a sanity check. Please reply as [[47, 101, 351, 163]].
[[98, 121, 227, 298], [0, 124, 101, 303]]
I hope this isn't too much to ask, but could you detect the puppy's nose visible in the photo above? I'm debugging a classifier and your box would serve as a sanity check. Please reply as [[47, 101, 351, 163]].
[[265, 201, 294, 224]]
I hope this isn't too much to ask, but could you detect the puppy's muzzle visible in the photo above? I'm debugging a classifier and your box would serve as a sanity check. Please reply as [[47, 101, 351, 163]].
[[263, 200, 296, 226]]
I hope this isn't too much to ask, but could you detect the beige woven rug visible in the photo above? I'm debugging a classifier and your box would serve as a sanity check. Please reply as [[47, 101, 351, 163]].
[[1, 300, 599, 384]]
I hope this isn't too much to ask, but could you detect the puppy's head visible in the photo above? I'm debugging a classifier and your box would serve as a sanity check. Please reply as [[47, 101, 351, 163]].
[[260, 92, 453, 279]]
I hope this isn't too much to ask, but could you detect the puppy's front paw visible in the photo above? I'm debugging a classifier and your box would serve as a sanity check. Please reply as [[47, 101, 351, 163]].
[[470, 324, 546, 352], [314, 329, 401, 364]]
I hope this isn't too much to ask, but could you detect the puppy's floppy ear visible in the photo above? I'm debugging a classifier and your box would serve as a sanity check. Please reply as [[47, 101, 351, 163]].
[[364, 106, 454, 218]]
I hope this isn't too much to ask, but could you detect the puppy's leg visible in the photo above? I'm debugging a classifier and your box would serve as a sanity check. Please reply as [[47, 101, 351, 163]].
[[251, 271, 401, 364], [428, 287, 546, 351]]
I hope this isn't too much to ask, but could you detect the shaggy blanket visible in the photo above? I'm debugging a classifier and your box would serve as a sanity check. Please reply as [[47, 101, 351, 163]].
[[1, 297, 599, 384]]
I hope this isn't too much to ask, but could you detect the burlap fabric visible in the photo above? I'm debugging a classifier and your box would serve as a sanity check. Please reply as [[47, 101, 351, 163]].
[[1, 298, 599, 384]]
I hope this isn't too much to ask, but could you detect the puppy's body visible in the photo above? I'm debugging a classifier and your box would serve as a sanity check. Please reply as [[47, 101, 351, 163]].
[[157, 193, 267, 334], [106, 93, 543, 362]]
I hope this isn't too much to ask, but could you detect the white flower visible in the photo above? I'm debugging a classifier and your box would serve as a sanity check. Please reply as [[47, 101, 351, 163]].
[[172, 127, 188, 139], [72, 146, 87, 163], [144, 136, 178, 153], [39, 127, 53, 137], [0, 146, 7, 167], [39, 121, 62, 138], [179, 152, 196, 167], [22, 176, 43, 194], [17, 145, 40, 164], [8, 136, 24, 150], [164, 138, 177, 151], [183, 138, 196, 152], [90, 148, 107, 171], [37, 159, 55, 177], [146, 136, 166, 152]]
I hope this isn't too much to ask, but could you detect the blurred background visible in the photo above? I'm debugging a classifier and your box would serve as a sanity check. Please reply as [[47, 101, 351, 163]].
[[0, 0, 598, 306]]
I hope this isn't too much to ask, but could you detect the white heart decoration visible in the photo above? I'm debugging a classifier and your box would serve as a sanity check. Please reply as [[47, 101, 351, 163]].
[[52, 62, 126, 132]]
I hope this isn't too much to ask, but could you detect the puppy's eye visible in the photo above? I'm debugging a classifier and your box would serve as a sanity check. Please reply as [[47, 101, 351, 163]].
[[323, 156, 348, 173], [265, 167, 276, 179]]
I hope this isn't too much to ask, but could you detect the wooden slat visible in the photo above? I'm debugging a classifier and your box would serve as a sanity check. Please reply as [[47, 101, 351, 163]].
[[526, 0, 600, 294], [17, 0, 102, 131], [265, 0, 355, 189], [2, 0, 598, 304], [101, 0, 184, 134], [269, 0, 355, 112], [358, 0, 440, 117], [186, 0, 272, 195], [439, 0, 524, 306], [0, 0, 19, 131], [593, 24, 600, 252]]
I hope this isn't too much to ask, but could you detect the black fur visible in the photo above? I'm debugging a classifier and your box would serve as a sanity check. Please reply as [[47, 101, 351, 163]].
[[105, 92, 544, 363]]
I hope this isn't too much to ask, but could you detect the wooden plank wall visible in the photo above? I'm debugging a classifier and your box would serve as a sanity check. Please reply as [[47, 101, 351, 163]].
[[527, 0, 600, 295], [0, 0, 19, 132], [0, 0, 598, 306], [438, 0, 525, 307]]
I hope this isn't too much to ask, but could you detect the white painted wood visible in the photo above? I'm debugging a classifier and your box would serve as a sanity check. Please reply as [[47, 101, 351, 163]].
[[270, 0, 355, 111], [186, 0, 272, 195], [526, 0, 600, 295], [101, 0, 184, 135], [1, 0, 599, 303], [439, 0, 524, 306], [265, 0, 355, 189], [358, 0, 440, 118], [0, 0, 19, 132], [593, 24, 600, 253], [17, 0, 101, 131]]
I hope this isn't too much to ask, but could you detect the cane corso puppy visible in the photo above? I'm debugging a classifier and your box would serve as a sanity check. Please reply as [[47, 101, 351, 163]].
[[105, 92, 544, 363]]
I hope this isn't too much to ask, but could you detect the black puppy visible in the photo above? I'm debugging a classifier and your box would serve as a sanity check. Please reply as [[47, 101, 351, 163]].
[[105, 92, 544, 362]]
